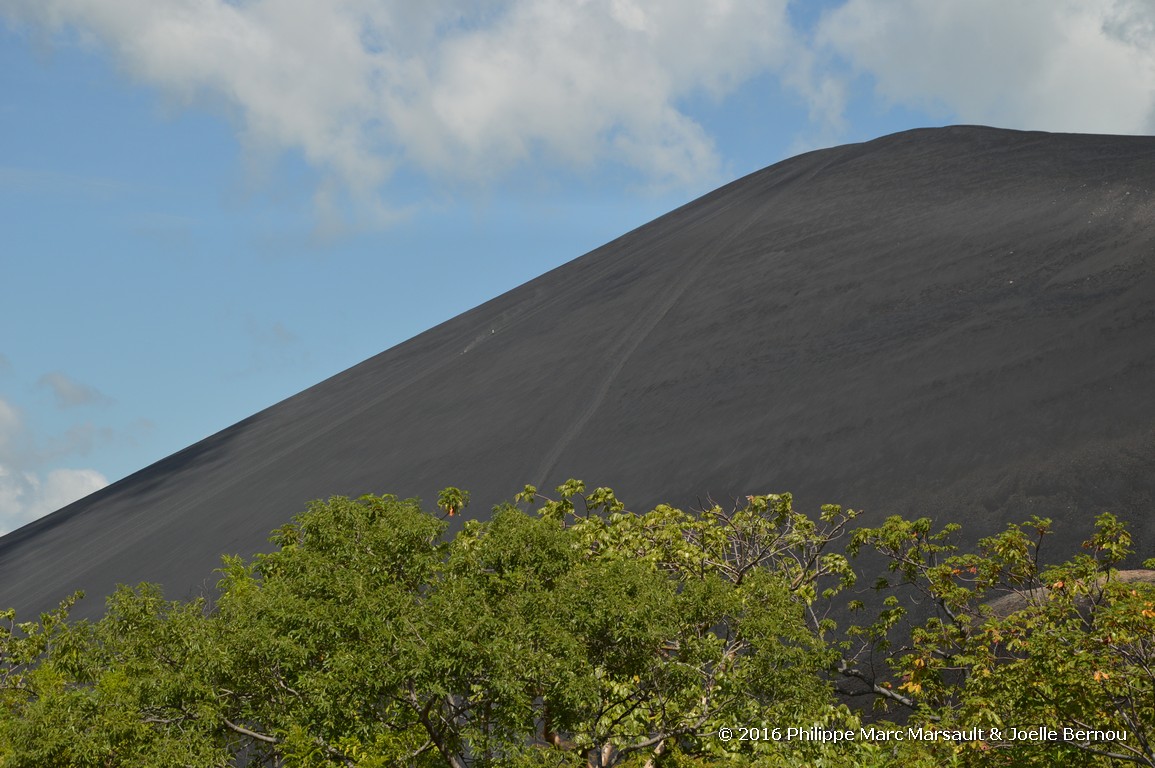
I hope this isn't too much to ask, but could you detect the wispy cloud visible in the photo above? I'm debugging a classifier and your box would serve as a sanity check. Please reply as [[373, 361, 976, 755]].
[[243, 316, 301, 355], [226, 316, 309, 379], [0, 397, 23, 459], [36, 371, 115, 409], [259, 319, 298, 347]]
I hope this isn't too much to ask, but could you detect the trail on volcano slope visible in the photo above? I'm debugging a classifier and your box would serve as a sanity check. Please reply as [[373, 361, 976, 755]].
[[532, 152, 848, 490]]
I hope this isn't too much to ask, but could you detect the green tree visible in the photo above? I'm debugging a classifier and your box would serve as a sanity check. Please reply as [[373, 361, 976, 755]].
[[0, 586, 230, 766], [845, 511, 1155, 766], [4, 480, 1151, 767], [208, 484, 862, 766], [0, 483, 871, 767]]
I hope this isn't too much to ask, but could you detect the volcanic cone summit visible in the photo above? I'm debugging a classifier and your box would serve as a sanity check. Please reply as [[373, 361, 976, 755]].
[[3, 125, 1154, 618]]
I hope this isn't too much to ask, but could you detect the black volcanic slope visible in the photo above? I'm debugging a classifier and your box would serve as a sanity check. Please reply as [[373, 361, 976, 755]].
[[4, 126, 1155, 619]]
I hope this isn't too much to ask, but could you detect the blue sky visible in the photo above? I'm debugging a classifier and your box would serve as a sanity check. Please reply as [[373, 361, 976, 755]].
[[2, 0, 1154, 534]]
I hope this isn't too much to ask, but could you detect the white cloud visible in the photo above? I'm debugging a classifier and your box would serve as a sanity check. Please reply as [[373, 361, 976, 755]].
[[0, 397, 109, 535], [0, 0, 808, 217], [0, 466, 107, 535], [394, 0, 798, 185], [818, 0, 1155, 135], [8, 0, 1152, 223]]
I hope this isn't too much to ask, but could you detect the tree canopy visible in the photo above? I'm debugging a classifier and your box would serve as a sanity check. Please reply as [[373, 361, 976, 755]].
[[1, 481, 1153, 767]]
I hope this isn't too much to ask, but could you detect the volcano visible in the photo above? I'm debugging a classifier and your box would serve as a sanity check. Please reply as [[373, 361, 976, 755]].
[[3, 125, 1155, 619]]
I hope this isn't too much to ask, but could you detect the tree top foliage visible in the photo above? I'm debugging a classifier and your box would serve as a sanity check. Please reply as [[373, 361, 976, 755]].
[[1, 480, 1153, 767]]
